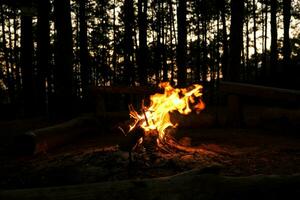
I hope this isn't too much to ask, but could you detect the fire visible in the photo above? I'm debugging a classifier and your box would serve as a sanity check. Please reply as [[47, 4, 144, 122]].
[[128, 82, 205, 144]]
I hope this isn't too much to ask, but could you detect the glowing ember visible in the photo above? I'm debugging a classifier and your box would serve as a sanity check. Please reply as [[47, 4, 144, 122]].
[[128, 82, 205, 144]]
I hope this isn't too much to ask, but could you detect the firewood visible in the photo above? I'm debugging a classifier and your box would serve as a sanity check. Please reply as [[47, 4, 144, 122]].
[[0, 168, 299, 200], [14, 116, 101, 155], [114, 122, 144, 162]]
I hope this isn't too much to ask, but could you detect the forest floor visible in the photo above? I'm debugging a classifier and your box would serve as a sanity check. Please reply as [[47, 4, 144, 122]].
[[0, 124, 299, 190]]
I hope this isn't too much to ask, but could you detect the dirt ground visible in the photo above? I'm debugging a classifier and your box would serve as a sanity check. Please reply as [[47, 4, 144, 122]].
[[0, 126, 299, 190]]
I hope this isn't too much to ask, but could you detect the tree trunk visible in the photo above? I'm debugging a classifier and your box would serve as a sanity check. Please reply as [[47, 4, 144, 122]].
[[216, 15, 221, 86], [7, 16, 15, 94], [283, 0, 291, 64], [137, 0, 148, 85], [176, 0, 187, 86], [53, 0, 74, 119], [36, 0, 50, 116], [79, 0, 90, 100], [253, 0, 258, 80], [154, 1, 162, 84], [228, 0, 244, 82], [245, 0, 250, 81], [112, 0, 117, 83], [124, 0, 135, 85], [195, 2, 201, 82], [270, 0, 278, 80], [260, 3, 265, 80], [264, 1, 268, 79], [21, 14, 35, 116], [220, 0, 228, 81]]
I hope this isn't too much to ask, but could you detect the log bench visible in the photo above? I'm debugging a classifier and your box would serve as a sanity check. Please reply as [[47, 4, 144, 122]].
[[219, 81, 300, 127]]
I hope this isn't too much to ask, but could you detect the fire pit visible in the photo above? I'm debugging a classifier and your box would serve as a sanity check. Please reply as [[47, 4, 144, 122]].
[[0, 83, 299, 199], [115, 82, 206, 164]]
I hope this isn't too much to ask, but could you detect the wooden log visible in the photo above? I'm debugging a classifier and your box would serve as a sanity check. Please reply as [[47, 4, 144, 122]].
[[219, 81, 300, 103], [219, 81, 300, 127], [114, 121, 145, 162], [0, 168, 299, 200], [14, 116, 101, 155]]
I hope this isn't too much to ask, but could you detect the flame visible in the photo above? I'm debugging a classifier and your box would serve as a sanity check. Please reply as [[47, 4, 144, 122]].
[[128, 82, 205, 144]]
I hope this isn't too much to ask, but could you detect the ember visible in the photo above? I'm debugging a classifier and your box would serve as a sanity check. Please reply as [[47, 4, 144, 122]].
[[125, 82, 205, 150]]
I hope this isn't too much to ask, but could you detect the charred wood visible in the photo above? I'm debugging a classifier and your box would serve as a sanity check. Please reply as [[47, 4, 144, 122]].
[[114, 121, 144, 162]]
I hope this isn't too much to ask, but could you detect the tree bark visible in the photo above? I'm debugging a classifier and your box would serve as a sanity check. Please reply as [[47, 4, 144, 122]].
[[253, 0, 258, 80], [7, 15, 15, 92], [37, 0, 50, 116], [194, 1, 201, 82], [112, 0, 117, 83], [220, 0, 228, 81], [228, 0, 244, 82], [283, 0, 292, 64], [124, 0, 135, 85], [245, 0, 250, 81], [21, 14, 35, 116], [137, 0, 148, 85], [53, 0, 74, 119], [263, 1, 268, 79], [79, 0, 90, 99], [202, 15, 208, 83], [154, 1, 162, 84], [176, 0, 187, 86], [270, 0, 278, 79]]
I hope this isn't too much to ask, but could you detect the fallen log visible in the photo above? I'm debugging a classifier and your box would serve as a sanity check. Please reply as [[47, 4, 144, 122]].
[[0, 168, 299, 200], [14, 116, 101, 155], [219, 81, 300, 127], [219, 81, 300, 103]]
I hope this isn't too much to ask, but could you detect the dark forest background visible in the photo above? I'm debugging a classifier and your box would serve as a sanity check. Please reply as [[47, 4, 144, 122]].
[[0, 0, 299, 119]]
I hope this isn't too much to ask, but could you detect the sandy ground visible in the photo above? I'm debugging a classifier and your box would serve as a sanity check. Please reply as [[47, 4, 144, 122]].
[[0, 125, 299, 190]]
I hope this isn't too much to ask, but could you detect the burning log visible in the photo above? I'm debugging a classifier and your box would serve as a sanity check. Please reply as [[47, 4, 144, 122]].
[[14, 116, 101, 155], [117, 125, 144, 163], [0, 168, 299, 200]]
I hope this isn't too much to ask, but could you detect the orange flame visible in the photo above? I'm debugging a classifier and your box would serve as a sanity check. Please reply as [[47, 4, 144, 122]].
[[129, 82, 205, 143]]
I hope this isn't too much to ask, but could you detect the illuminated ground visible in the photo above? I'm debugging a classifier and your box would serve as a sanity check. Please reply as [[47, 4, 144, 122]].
[[0, 128, 299, 189]]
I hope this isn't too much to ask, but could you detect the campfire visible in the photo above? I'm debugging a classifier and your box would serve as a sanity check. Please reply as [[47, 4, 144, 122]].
[[117, 82, 206, 160], [2, 82, 300, 197]]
